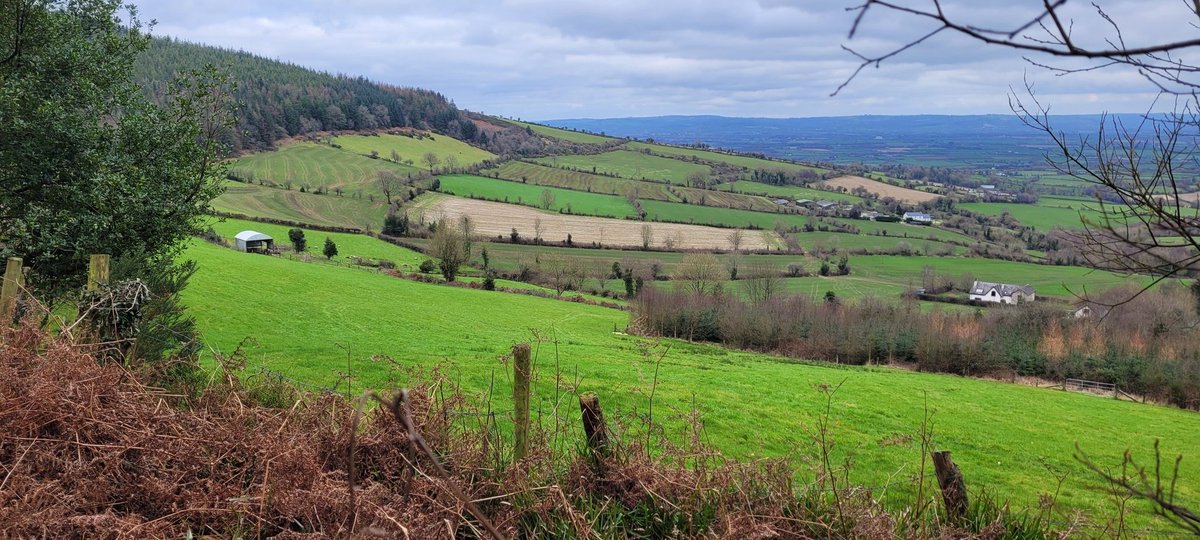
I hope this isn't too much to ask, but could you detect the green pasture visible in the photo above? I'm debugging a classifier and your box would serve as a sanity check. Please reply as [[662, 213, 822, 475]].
[[230, 142, 420, 191], [204, 217, 426, 271], [436, 174, 638, 218], [717, 180, 863, 203], [641, 199, 809, 229], [181, 239, 1200, 526], [536, 150, 712, 185], [848, 255, 1154, 299], [672, 186, 780, 211], [638, 200, 974, 245], [507, 120, 616, 144], [484, 161, 678, 201], [405, 238, 811, 276], [626, 141, 829, 174], [211, 181, 388, 231], [333, 133, 495, 167], [958, 197, 1108, 231]]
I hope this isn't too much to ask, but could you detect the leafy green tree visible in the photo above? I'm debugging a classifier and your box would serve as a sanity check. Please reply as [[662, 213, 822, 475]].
[[288, 229, 307, 253], [322, 237, 338, 260], [1, 0, 234, 299]]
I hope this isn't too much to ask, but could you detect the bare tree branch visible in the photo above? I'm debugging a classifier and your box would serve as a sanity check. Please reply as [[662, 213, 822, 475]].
[[838, 1, 1200, 95]]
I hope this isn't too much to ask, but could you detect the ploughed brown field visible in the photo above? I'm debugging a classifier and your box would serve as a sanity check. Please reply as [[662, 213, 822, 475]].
[[820, 175, 940, 204], [415, 194, 780, 250]]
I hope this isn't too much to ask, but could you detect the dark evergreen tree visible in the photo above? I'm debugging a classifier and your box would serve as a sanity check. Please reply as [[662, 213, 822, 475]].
[[323, 237, 338, 260], [288, 229, 307, 252]]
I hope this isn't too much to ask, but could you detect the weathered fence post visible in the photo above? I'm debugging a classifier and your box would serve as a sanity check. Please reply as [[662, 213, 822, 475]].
[[932, 450, 968, 521], [1, 257, 24, 328], [512, 343, 532, 462], [88, 254, 110, 291], [579, 393, 609, 467]]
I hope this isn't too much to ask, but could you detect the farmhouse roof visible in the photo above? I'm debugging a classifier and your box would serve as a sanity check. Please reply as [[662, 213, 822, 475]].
[[815, 200, 837, 208], [903, 211, 932, 220], [235, 230, 272, 242], [970, 281, 1035, 297]]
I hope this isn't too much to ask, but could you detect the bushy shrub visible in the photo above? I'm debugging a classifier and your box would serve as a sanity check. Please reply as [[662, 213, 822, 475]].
[[786, 263, 809, 277], [418, 259, 437, 273], [633, 284, 1200, 409]]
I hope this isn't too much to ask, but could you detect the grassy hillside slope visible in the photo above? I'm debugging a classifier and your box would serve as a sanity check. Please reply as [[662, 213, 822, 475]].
[[230, 142, 422, 191], [536, 150, 712, 185], [211, 181, 388, 230], [182, 239, 1200, 522], [333, 133, 495, 167]]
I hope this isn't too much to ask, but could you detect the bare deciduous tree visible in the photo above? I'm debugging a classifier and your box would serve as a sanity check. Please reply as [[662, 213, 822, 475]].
[[421, 152, 440, 173], [675, 253, 723, 295], [429, 219, 468, 282], [741, 262, 782, 304], [640, 223, 654, 250], [841, 0, 1200, 303], [375, 170, 402, 204]]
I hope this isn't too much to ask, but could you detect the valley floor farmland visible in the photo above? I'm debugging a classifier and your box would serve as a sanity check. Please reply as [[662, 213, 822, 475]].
[[414, 194, 780, 250], [821, 175, 941, 203], [181, 239, 1200, 527]]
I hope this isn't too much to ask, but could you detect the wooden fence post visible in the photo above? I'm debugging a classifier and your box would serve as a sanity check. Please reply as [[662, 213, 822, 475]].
[[87, 254, 110, 291], [932, 450, 968, 521], [579, 393, 609, 466], [512, 343, 532, 462], [1, 257, 24, 328]]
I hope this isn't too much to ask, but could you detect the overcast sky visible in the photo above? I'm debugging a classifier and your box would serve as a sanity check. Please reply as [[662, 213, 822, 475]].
[[129, 1, 1194, 120]]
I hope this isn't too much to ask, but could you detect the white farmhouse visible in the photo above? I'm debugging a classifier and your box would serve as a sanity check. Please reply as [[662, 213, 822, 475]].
[[969, 281, 1036, 304], [902, 211, 933, 224]]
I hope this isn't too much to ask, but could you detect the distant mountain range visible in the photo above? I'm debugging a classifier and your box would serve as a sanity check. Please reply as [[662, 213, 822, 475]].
[[542, 114, 1150, 168]]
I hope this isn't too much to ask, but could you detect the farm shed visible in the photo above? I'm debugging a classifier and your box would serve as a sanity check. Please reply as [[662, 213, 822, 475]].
[[235, 231, 273, 253]]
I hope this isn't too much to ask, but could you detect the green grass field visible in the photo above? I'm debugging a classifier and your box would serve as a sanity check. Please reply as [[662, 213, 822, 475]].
[[959, 197, 1117, 231], [333, 133, 496, 168], [437, 174, 638, 218], [536, 150, 712, 185], [231, 142, 422, 192], [626, 141, 829, 174], [181, 239, 1200, 526], [717, 180, 864, 203], [205, 217, 427, 271], [485, 161, 679, 201], [672, 186, 780, 211], [641, 199, 810, 229], [507, 120, 616, 144], [211, 181, 388, 230], [848, 255, 1153, 298], [638, 200, 975, 245]]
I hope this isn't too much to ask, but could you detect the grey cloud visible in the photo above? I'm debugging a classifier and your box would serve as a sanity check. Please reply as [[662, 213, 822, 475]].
[[132, 0, 1188, 119]]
